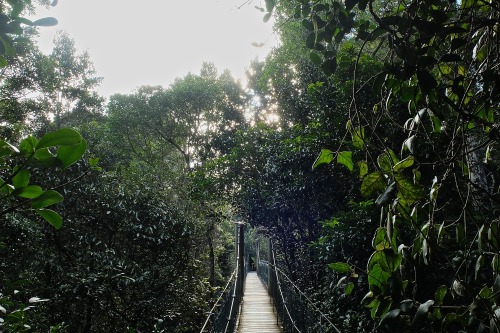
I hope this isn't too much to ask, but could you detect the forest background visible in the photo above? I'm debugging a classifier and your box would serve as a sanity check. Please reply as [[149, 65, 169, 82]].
[[0, 0, 499, 332]]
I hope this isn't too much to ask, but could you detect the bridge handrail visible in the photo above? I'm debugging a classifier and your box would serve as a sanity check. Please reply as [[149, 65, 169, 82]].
[[199, 269, 236, 333], [200, 224, 245, 333], [271, 249, 302, 332], [260, 257, 341, 333]]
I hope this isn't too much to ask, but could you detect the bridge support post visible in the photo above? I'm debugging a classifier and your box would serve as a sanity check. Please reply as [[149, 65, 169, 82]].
[[237, 223, 245, 295], [256, 240, 260, 275], [267, 237, 274, 295]]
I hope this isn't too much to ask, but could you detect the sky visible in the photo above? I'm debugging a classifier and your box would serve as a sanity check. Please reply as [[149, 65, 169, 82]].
[[32, 0, 278, 98]]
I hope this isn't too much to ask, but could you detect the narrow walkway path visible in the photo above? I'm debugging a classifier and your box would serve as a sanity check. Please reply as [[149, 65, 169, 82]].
[[237, 271, 282, 333]]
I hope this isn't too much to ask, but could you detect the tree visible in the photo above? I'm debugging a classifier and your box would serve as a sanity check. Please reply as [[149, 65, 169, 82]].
[[265, 0, 500, 330], [107, 63, 247, 169]]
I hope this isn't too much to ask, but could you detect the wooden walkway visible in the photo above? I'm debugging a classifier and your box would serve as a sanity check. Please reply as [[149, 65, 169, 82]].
[[237, 271, 282, 333]]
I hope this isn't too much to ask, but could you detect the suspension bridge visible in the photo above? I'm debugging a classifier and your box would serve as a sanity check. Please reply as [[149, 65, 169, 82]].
[[200, 223, 342, 333]]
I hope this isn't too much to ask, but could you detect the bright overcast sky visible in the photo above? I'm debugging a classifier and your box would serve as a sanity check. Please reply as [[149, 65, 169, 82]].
[[32, 0, 278, 98]]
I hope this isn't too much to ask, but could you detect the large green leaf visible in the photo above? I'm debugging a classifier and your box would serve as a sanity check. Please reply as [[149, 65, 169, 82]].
[[361, 171, 386, 197], [37, 209, 62, 229], [372, 227, 391, 251], [13, 185, 43, 199], [378, 149, 399, 172], [36, 128, 82, 150], [12, 169, 29, 189], [312, 149, 334, 169], [393, 155, 415, 172], [19, 136, 38, 157], [368, 249, 402, 272], [31, 190, 63, 209], [329, 262, 351, 273], [309, 51, 322, 65], [368, 263, 391, 289], [57, 138, 86, 168], [395, 174, 425, 203], [337, 151, 354, 171], [352, 127, 365, 150]]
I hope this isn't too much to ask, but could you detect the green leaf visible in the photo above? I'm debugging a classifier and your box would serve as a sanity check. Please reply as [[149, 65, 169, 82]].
[[345, 282, 355, 295], [394, 174, 425, 203], [35, 147, 54, 159], [368, 263, 391, 289], [329, 262, 351, 273], [36, 128, 82, 150], [377, 149, 399, 172], [35, 156, 62, 168], [439, 63, 452, 75], [357, 160, 368, 178], [321, 58, 337, 76], [456, 223, 465, 246], [337, 151, 354, 171], [19, 136, 38, 157], [478, 286, 491, 299], [37, 209, 62, 229], [435, 285, 447, 305], [57, 139, 86, 168], [31, 190, 63, 209], [13, 185, 43, 199], [89, 157, 100, 167], [372, 227, 391, 251], [361, 171, 386, 197], [368, 249, 402, 273], [493, 254, 500, 275], [12, 169, 29, 189], [312, 149, 334, 169], [32, 17, 58, 26], [309, 51, 322, 65], [352, 127, 365, 149], [0, 56, 7, 68], [393, 156, 414, 172], [11, 1, 24, 17]]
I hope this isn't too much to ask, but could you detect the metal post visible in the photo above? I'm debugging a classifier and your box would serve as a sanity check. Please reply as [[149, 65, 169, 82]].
[[267, 237, 273, 295], [256, 240, 260, 275], [238, 223, 245, 294]]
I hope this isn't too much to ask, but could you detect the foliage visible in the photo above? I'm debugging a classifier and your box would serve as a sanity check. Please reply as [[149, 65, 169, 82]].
[[266, 0, 500, 331]]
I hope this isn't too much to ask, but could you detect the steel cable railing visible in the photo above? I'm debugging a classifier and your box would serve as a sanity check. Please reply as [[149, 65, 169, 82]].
[[258, 250, 342, 333], [200, 226, 245, 333], [199, 269, 236, 333]]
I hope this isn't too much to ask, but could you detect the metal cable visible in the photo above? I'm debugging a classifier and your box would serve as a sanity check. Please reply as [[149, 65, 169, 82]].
[[272, 247, 302, 332], [263, 242, 342, 333], [199, 269, 236, 333]]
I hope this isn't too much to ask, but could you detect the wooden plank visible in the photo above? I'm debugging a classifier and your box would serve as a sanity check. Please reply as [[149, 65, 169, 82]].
[[237, 271, 282, 333]]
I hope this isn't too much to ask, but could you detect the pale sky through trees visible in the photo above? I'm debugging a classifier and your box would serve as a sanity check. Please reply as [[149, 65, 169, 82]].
[[33, 0, 277, 98]]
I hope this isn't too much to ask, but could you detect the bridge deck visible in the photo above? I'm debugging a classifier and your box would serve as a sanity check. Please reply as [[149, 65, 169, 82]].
[[237, 271, 282, 333]]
